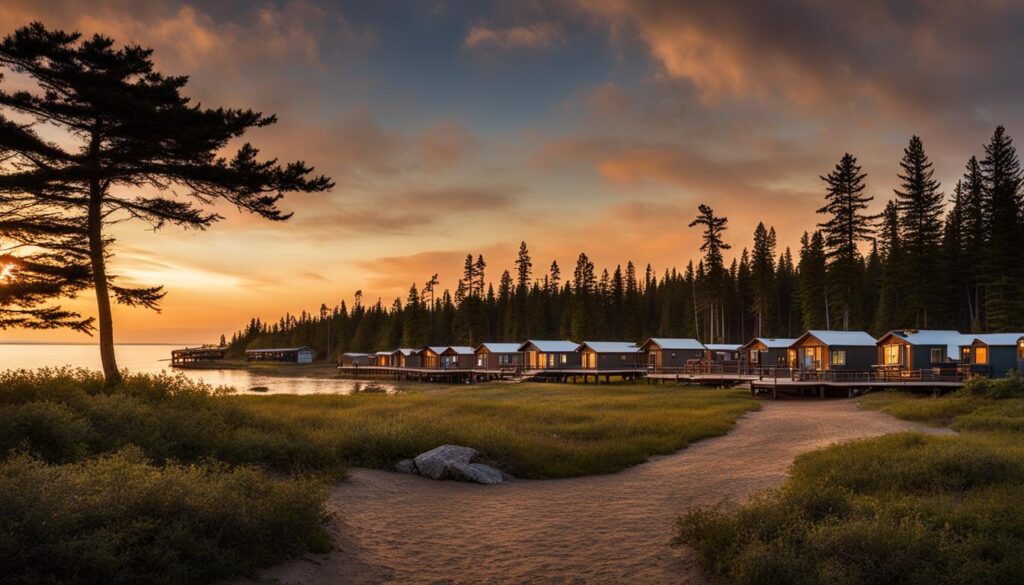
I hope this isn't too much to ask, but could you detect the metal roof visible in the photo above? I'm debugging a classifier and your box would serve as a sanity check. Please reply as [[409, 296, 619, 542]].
[[445, 346, 475, 355], [878, 330, 974, 360], [743, 338, 797, 349], [341, 352, 369, 357], [705, 343, 741, 351], [475, 342, 522, 353], [971, 333, 1024, 347], [517, 340, 580, 352], [390, 348, 419, 356], [642, 338, 705, 350], [245, 346, 313, 353], [801, 330, 877, 347], [579, 341, 640, 353], [420, 346, 449, 355]]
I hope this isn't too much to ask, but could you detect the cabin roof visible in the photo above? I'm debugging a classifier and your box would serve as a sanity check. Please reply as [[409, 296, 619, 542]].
[[878, 330, 973, 360], [642, 338, 705, 350], [445, 346, 475, 355], [390, 348, 419, 356], [579, 341, 639, 353], [971, 333, 1024, 347], [798, 330, 877, 347], [474, 342, 522, 353], [341, 352, 369, 357], [742, 338, 797, 350], [705, 343, 742, 351], [420, 346, 448, 355], [245, 346, 313, 354], [518, 340, 580, 352]]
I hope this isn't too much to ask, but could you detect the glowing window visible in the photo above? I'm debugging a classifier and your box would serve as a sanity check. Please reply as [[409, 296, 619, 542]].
[[831, 350, 846, 366], [930, 348, 943, 363], [883, 344, 900, 365], [976, 346, 989, 365]]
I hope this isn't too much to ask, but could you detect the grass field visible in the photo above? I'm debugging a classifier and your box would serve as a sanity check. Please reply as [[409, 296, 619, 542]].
[[230, 381, 759, 478], [0, 368, 756, 584], [677, 381, 1024, 585]]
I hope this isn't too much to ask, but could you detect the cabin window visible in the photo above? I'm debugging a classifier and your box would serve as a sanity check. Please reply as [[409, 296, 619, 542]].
[[670, 352, 676, 358], [547, 354, 555, 367], [620, 354, 627, 361], [477, 355, 485, 367], [831, 350, 846, 366], [882, 344, 900, 365], [1019, 341, 1024, 360], [930, 348, 944, 364], [749, 350, 759, 363], [976, 346, 989, 365], [560, 354, 567, 364]]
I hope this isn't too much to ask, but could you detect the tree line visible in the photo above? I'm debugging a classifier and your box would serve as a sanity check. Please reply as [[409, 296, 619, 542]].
[[228, 127, 1024, 361]]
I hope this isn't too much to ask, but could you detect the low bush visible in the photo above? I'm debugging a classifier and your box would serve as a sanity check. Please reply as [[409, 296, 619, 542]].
[[0, 448, 330, 585], [960, 371, 1024, 399], [677, 433, 1024, 585]]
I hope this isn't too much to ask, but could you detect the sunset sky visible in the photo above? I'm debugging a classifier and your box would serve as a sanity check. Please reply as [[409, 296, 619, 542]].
[[3, 0, 1024, 343]]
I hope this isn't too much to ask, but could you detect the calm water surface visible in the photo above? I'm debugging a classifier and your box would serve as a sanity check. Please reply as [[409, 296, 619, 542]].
[[0, 344, 394, 395]]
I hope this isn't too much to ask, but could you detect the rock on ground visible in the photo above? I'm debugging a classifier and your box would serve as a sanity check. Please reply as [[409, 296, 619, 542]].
[[395, 459, 417, 474], [448, 462, 505, 485], [413, 444, 479, 480]]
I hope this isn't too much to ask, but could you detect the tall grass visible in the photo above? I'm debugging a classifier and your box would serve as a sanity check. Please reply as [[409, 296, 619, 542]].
[[2, 368, 757, 584], [678, 388, 1024, 584], [0, 448, 329, 585], [230, 383, 759, 478]]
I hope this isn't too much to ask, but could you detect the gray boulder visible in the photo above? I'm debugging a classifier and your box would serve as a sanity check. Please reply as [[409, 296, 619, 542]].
[[448, 462, 506, 485], [413, 444, 479, 480], [395, 459, 417, 474]]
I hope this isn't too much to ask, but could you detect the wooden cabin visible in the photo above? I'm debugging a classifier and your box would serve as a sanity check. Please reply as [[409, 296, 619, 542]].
[[966, 334, 1024, 378], [639, 338, 705, 370], [417, 346, 448, 369], [339, 352, 373, 367], [741, 338, 797, 368], [440, 346, 475, 369], [704, 344, 742, 362], [875, 330, 970, 373], [518, 340, 582, 370], [789, 331, 876, 371], [170, 345, 226, 367], [245, 346, 315, 364], [578, 342, 641, 370], [474, 343, 523, 370], [389, 348, 421, 368]]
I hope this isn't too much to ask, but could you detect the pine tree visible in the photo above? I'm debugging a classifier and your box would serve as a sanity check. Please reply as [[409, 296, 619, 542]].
[[750, 222, 777, 337], [979, 126, 1024, 330], [873, 200, 903, 333], [817, 153, 876, 330], [0, 24, 331, 384], [689, 204, 731, 342], [961, 157, 986, 329], [797, 231, 828, 330], [894, 136, 944, 327]]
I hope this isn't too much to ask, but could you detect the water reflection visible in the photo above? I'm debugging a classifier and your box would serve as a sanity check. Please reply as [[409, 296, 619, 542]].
[[0, 344, 397, 395]]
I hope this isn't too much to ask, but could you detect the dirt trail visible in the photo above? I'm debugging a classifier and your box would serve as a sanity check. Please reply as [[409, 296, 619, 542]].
[[248, 400, 950, 585]]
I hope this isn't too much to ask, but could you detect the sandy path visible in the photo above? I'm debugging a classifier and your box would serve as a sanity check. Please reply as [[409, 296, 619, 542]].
[[249, 400, 950, 585]]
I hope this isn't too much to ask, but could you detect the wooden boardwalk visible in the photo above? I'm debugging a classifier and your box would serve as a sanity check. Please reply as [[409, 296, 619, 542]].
[[339, 362, 972, 396]]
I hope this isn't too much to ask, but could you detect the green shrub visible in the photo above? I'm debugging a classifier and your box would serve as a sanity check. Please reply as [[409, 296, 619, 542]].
[[0, 448, 330, 585], [0, 400, 95, 462], [678, 433, 1024, 585], [959, 372, 1024, 400]]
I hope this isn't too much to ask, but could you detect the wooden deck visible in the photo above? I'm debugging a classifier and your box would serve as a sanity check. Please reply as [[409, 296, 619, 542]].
[[338, 362, 974, 394]]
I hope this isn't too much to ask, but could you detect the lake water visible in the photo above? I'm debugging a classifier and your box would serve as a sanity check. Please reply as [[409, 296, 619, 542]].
[[0, 344, 394, 395]]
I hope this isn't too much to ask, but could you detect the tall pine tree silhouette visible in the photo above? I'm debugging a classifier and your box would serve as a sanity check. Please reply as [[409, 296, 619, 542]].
[[894, 135, 944, 328], [817, 153, 876, 330], [0, 23, 332, 384]]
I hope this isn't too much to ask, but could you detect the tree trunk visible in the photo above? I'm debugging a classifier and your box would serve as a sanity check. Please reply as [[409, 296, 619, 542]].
[[88, 179, 121, 385]]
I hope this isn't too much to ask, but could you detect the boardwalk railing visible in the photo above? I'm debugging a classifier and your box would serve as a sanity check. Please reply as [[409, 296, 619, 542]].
[[790, 367, 970, 384]]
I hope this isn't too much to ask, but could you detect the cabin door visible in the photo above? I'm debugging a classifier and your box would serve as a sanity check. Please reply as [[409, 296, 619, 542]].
[[648, 352, 657, 369]]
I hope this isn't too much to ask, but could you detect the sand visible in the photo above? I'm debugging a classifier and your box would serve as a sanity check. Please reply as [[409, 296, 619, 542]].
[[244, 399, 951, 585]]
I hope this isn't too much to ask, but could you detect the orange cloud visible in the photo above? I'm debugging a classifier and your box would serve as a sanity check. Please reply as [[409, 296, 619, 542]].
[[463, 21, 563, 51]]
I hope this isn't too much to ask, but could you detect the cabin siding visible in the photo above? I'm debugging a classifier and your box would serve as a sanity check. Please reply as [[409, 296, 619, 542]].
[[520, 342, 582, 370], [791, 335, 874, 371]]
